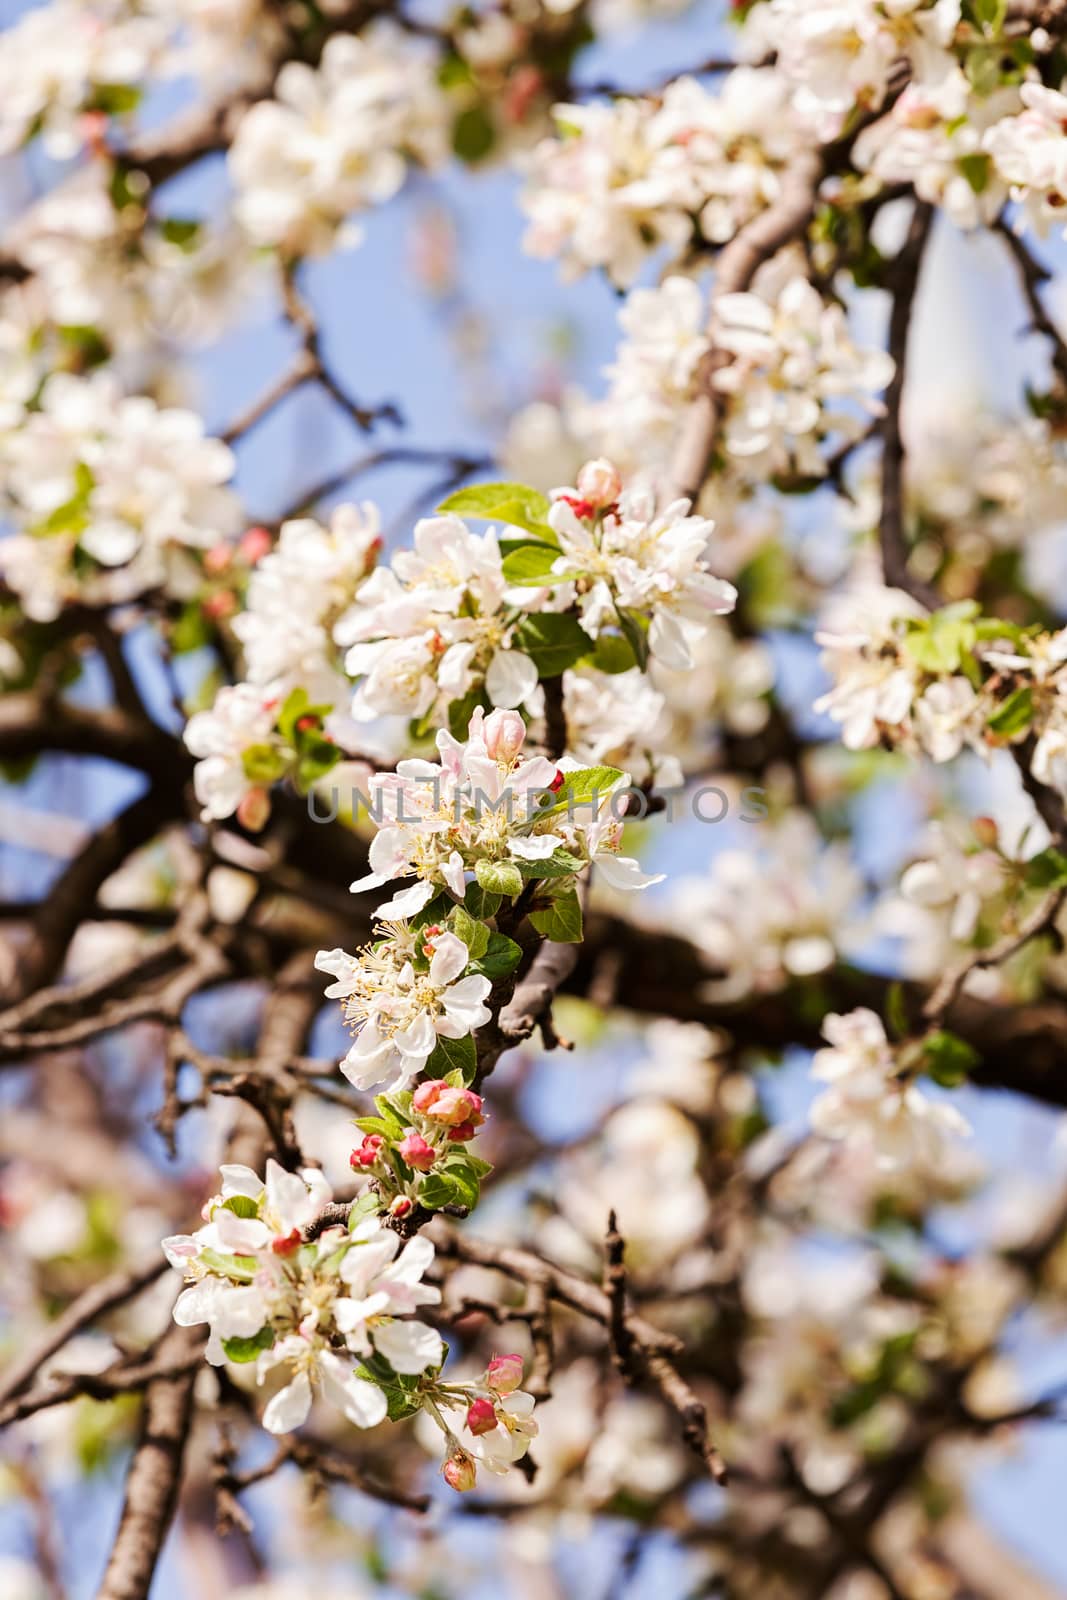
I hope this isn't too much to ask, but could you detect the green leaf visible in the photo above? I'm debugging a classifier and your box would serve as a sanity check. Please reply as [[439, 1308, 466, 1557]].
[[958, 151, 992, 194], [170, 600, 212, 655], [452, 103, 496, 164], [353, 1360, 425, 1420], [529, 886, 583, 943], [470, 930, 523, 979], [1024, 846, 1067, 889], [591, 631, 638, 674], [922, 1030, 979, 1088], [537, 765, 623, 818], [33, 461, 95, 538], [86, 82, 142, 116], [616, 607, 650, 671], [158, 217, 201, 250], [885, 981, 910, 1043], [220, 1195, 260, 1220], [221, 1326, 274, 1363], [438, 481, 553, 538], [514, 848, 585, 879], [425, 1033, 477, 1084], [448, 906, 491, 959], [501, 543, 563, 585], [199, 1249, 260, 1283], [474, 858, 524, 898], [419, 1157, 481, 1212], [448, 685, 487, 741], [374, 1094, 413, 1135], [902, 610, 977, 674], [463, 882, 502, 920], [241, 742, 289, 784], [348, 1190, 383, 1231], [295, 737, 341, 792], [513, 611, 591, 676], [986, 685, 1034, 738]]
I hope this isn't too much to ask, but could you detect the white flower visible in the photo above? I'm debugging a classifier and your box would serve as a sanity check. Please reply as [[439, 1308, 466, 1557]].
[[338, 514, 539, 719], [899, 822, 1006, 943], [317, 929, 492, 1092], [712, 273, 894, 482], [809, 1008, 971, 1170], [184, 684, 282, 822], [258, 1336, 387, 1432], [0, 370, 240, 619], [229, 28, 446, 255], [233, 504, 381, 694], [985, 83, 1067, 237], [548, 476, 736, 669], [333, 1222, 443, 1372]]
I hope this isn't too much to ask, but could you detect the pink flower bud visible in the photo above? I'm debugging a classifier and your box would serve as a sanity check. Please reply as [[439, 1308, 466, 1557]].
[[442, 1451, 477, 1492], [398, 1131, 436, 1172], [239, 525, 272, 564], [203, 590, 237, 621], [350, 1135, 383, 1170], [447, 1120, 476, 1144], [203, 544, 233, 575], [237, 787, 271, 833], [389, 1195, 413, 1218], [576, 458, 622, 508], [486, 1354, 524, 1395], [412, 1082, 484, 1129], [466, 1397, 498, 1436], [484, 708, 526, 764]]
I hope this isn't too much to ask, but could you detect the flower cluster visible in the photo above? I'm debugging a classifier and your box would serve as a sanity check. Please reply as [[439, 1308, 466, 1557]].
[[521, 69, 802, 286], [0, 372, 240, 621], [814, 589, 1067, 796], [711, 268, 895, 481], [229, 28, 447, 256], [667, 813, 865, 1000], [543, 464, 737, 669], [338, 510, 542, 721], [233, 504, 382, 699], [184, 683, 346, 828], [809, 1008, 972, 1169], [424, 1352, 538, 1491], [743, 0, 964, 137], [163, 1161, 444, 1433], [0, 0, 279, 160], [317, 926, 493, 1093], [984, 84, 1067, 237]]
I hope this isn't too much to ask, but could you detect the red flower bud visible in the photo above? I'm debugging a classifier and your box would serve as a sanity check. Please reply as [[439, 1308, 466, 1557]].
[[466, 1397, 498, 1436], [389, 1195, 413, 1218], [447, 1120, 476, 1143], [270, 1228, 301, 1256], [398, 1131, 436, 1172], [350, 1135, 384, 1170]]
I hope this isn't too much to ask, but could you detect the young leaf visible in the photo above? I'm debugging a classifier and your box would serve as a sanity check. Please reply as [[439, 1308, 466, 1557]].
[[531, 883, 588, 940], [425, 1033, 477, 1084], [448, 905, 491, 959], [438, 481, 553, 539], [529, 886, 583, 943], [537, 765, 623, 818], [513, 612, 592, 676], [221, 1326, 275, 1363], [475, 858, 524, 898], [471, 930, 523, 979], [922, 1030, 979, 1088], [501, 544, 563, 585]]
